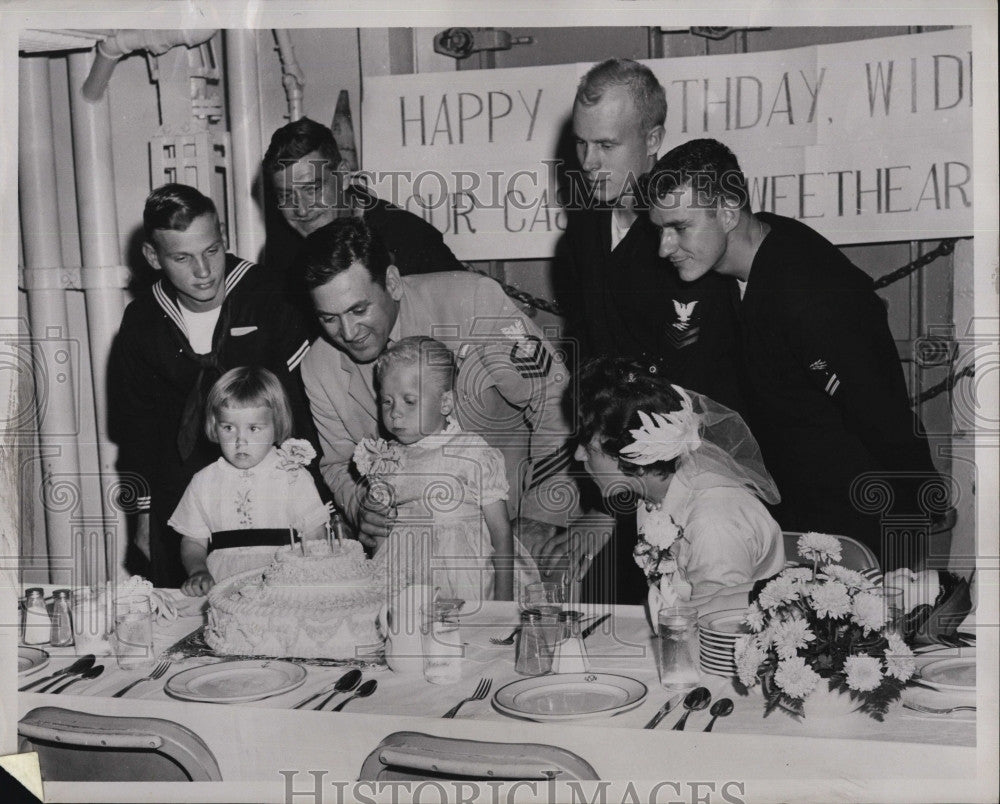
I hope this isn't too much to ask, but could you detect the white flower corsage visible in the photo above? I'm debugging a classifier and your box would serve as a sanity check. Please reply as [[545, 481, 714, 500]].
[[276, 438, 317, 470], [353, 436, 403, 477]]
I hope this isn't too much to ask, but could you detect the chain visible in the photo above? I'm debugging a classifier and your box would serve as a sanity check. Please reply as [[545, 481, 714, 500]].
[[912, 362, 976, 407], [469, 242, 970, 405], [873, 238, 959, 290], [468, 265, 564, 316], [471, 238, 962, 315]]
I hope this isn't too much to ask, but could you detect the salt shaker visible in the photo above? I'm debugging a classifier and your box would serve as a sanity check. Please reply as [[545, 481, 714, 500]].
[[552, 610, 590, 673], [515, 608, 553, 676], [49, 589, 75, 647], [22, 588, 52, 645]]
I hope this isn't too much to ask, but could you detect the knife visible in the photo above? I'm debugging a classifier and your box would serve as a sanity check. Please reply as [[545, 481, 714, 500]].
[[581, 613, 611, 640], [644, 694, 683, 729]]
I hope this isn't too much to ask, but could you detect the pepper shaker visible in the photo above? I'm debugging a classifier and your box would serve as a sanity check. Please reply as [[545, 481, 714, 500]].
[[49, 589, 75, 647]]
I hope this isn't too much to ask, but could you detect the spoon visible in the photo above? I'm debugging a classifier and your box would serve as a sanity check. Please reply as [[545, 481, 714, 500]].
[[20, 654, 96, 692], [703, 698, 734, 732], [304, 668, 363, 710], [331, 678, 378, 712], [50, 664, 105, 694], [671, 686, 711, 731]]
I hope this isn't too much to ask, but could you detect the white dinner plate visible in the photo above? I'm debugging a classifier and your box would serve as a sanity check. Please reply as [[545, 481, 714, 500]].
[[699, 651, 736, 665], [165, 660, 307, 703], [918, 656, 976, 692], [18, 646, 50, 676], [699, 643, 736, 656], [698, 609, 749, 637], [700, 663, 735, 678], [701, 659, 736, 673], [493, 673, 647, 722]]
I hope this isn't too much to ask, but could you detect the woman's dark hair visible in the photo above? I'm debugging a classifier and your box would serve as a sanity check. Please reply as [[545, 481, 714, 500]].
[[577, 356, 683, 477]]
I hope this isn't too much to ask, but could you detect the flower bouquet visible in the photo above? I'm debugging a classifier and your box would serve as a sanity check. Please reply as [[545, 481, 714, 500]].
[[353, 436, 403, 510], [734, 533, 916, 721], [634, 508, 691, 614]]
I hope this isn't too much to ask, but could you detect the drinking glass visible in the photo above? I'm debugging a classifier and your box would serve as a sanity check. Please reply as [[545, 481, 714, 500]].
[[657, 606, 700, 689], [421, 600, 463, 685], [521, 581, 565, 621], [878, 586, 906, 636], [72, 588, 112, 656], [113, 594, 156, 671]]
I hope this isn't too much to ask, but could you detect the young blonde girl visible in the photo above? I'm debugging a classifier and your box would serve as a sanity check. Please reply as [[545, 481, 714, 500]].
[[170, 366, 328, 596], [358, 336, 539, 601]]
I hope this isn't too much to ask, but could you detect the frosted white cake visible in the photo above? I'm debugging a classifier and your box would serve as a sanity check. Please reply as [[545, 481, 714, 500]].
[[205, 540, 385, 660]]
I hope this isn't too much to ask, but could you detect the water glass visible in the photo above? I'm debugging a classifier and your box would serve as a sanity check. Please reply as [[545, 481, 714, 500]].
[[72, 588, 112, 656], [657, 606, 700, 689], [878, 586, 906, 636], [521, 581, 565, 623], [113, 594, 156, 671], [421, 600, 463, 685]]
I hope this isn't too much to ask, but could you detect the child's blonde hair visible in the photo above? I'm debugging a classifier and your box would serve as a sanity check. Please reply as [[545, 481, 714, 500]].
[[204, 366, 293, 443], [375, 336, 456, 392]]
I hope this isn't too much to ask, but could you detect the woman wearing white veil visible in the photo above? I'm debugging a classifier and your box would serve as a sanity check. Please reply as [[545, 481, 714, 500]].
[[569, 357, 785, 613]]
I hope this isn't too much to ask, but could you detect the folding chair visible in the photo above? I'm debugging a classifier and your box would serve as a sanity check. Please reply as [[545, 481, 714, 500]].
[[18, 706, 222, 782], [358, 731, 599, 782], [782, 531, 881, 580]]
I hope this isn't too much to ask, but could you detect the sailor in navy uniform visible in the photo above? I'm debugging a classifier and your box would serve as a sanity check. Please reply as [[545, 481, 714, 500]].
[[645, 139, 942, 568], [110, 185, 315, 587]]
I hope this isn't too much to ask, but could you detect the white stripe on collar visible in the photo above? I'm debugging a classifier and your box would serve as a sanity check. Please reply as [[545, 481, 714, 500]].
[[153, 256, 255, 335], [287, 340, 310, 371], [152, 281, 188, 336], [225, 258, 254, 292]]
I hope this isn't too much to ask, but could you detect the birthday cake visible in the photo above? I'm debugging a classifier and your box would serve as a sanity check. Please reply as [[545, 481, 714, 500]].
[[205, 540, 385, 660]]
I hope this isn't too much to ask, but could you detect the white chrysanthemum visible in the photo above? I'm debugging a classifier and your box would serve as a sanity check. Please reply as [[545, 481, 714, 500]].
[[821, 564, 868, 589], [781, 567, 815, 584], [773, 655, 821, 699], [758, 575, 800, 610], [883, 633, 916, 681], [742, 602, 766, 632], [771, 618, 816, 659], [797, 532, 843, 564], [640, 509, 683, 549], [734, 635, 767, 688], [809, 580, 851, 619], [850, 591, 888, 634], [844, 655, 883, 692]]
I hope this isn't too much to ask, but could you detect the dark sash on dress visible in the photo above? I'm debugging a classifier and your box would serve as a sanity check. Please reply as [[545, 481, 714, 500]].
[[208, 529, 295, 553]]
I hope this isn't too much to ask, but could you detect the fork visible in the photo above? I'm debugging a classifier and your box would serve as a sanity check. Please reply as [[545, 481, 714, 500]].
[[442, 677, 493, 718], [903, 702, 976, 715], [489, 627, 521, 646], [111, 660, 171, 698]]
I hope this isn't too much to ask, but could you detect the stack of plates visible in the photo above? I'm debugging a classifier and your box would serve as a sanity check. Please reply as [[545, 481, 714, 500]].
[[698, 609, 749, 677]]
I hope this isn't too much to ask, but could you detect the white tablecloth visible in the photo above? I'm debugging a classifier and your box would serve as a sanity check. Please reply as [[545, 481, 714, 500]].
[[16, 597, 989, 802]]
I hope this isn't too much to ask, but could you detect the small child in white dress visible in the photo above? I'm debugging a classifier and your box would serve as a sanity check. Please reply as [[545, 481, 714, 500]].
[[170, 366, 328, 596], [359, 336, 539, 601]]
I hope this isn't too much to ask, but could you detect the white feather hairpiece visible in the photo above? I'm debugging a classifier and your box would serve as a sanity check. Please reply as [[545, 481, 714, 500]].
[[618, 385, 702, 465]]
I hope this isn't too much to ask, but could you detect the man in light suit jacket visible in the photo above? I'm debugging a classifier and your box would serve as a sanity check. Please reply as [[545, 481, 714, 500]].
[[298, 218, 578, 550]]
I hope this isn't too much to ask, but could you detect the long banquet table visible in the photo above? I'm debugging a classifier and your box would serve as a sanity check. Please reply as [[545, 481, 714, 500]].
[[15, 592, 991, 803]]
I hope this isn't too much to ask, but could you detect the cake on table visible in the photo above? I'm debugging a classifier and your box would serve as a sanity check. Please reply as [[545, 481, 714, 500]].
[[206, 540, 385, 660]]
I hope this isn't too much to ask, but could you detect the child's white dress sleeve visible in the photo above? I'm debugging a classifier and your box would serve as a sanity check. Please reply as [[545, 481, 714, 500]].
[[167, 467, 214, 544], [282, 465, 330, 533], [477, 445, 509, 506]]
